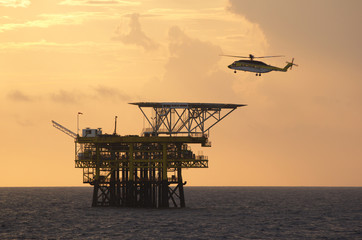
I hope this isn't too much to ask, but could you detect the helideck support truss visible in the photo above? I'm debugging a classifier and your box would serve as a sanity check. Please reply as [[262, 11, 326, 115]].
[[130, 102, 245, 137]]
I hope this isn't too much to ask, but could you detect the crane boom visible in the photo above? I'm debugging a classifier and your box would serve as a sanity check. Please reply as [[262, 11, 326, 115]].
[[52, 120, 77, 139]]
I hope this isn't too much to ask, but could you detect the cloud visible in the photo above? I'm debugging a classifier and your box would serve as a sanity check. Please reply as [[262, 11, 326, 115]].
[[59, 0, 139, 6], [146, 7, 232, 22], [166, 26, 222, 77], [50, 90, 80, 104], [141, 26, 237, 103], [15, 118, 34, 127], [0, 39, 103, 53], [93, 85, 132, 101], [226, 0, 362, 62], [0, 0, 30, 8], [7, 85, 132, 105], [0, 12, 98, 33], [112, 13, 158, 51], [50, 87, 132, 104], [7, 90, 37, 102]]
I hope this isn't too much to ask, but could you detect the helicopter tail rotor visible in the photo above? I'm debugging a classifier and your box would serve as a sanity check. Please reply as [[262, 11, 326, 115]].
[[286, 58, 298, 70]]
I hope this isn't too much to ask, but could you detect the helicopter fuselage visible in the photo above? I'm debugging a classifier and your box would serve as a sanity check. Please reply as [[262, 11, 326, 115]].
[[223, 54, 296, 75], [228, 60, 279, 73]]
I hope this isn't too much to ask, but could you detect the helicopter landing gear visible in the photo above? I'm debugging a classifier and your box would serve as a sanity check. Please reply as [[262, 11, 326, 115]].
[[256, 73, 261, 76], [234, 70, 237, 73]]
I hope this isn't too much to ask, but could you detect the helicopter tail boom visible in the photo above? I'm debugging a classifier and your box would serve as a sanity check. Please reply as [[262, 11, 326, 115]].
[[281, 58, 298, 71]]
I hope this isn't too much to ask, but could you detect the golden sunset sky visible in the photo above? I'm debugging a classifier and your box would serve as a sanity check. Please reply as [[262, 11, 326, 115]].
[[1, 0, 361, 186]]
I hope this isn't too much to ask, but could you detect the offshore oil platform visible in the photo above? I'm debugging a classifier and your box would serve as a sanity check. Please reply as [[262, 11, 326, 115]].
[[52, 102, 244, 208]]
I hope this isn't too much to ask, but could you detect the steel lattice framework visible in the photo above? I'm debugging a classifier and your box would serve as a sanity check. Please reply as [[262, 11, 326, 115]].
[[75, 135, 209, 208], [53, 102, 245, 208], [131, 102, 245, 137]]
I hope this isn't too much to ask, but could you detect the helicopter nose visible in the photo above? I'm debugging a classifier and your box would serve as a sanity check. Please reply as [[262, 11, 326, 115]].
[[228, 65, 232, 69]]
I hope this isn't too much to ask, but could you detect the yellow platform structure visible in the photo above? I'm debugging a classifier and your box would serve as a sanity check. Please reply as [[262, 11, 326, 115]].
[[53, 102, 245, 207]]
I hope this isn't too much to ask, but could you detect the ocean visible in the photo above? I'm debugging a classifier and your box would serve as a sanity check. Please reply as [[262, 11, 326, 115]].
[[0, 187, 361, 239]]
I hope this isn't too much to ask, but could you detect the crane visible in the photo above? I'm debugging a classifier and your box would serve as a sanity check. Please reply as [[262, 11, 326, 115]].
[[51, 120, 77, 139]]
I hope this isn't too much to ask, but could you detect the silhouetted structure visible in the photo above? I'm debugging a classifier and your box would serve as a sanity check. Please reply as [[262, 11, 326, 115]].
[[54, 102, 244, 207]]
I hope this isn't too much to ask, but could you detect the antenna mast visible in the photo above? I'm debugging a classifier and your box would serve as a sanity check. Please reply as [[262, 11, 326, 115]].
[[113, 116, 118, 135]]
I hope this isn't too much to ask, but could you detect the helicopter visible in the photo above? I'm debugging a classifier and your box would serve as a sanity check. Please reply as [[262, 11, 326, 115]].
[[222, 54, 297, 76]]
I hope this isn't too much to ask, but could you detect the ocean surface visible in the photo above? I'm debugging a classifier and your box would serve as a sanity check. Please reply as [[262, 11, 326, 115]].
[[0, 187, 361, 239]]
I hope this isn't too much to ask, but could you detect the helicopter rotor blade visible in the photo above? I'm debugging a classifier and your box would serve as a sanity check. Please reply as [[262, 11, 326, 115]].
[[220, 54, 250, 59], [221, 54, 284, 59], [254, 55, 285, 58]]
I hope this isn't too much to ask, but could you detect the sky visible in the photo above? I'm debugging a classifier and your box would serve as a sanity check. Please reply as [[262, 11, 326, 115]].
[[0, 0, 361, 187]]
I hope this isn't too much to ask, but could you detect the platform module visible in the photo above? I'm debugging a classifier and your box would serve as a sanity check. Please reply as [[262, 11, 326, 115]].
[[52, 102, 245, 208]]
